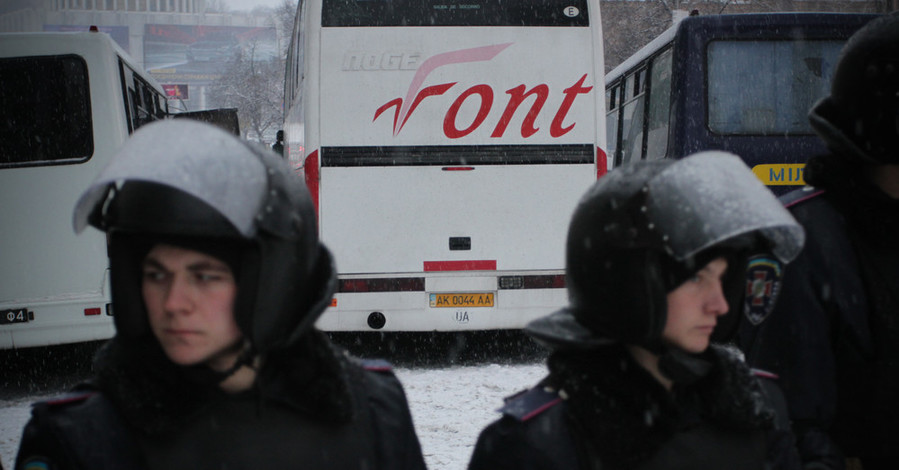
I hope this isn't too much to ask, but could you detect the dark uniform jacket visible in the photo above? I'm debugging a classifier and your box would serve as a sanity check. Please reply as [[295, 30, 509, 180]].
[[738, 186, 899, 469], [15, 332, 426, 470], [468, 344, 800, 470]]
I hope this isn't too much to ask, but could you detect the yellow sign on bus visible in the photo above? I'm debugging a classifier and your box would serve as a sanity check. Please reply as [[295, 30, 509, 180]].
[[752, 164, 806, 186]]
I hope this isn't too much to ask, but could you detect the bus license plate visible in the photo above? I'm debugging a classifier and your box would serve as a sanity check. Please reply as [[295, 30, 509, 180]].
[[1, 308, 29, 325], [429, 293, 494, 308]]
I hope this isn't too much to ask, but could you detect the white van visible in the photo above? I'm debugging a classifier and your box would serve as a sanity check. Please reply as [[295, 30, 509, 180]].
[[0, 30, 168, 349]]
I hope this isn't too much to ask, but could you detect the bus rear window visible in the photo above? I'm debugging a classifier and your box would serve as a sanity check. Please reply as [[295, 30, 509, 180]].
[[322, 0, 590, 27], [707, 40, 844, 136], [0, 55, 93, 167]]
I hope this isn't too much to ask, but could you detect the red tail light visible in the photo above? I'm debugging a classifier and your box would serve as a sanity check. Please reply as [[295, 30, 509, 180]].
[[596, 146, 608, 179], [304, 150, 320, 220]]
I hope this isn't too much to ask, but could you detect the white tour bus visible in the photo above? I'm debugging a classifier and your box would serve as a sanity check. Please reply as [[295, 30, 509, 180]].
[[284, 0, 606, 331], [0, 30, 169, 349]]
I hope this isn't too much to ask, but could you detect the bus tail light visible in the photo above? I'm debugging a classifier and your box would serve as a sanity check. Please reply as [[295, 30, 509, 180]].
[[596, 146, 608, 179], [304, 150, 320, 218]]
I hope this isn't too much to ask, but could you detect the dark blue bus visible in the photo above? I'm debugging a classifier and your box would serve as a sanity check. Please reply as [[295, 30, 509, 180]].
[[604, 12, 878, 194]]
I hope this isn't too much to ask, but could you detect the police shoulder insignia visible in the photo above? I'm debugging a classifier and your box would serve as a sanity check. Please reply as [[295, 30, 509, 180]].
[[359, 358, 393, 372], [41, 391, 95, 408], [743, 255, 784, 326], [750, 368, 779, 380], [22, 457, 52, 470], [500, 386, 563, 422]]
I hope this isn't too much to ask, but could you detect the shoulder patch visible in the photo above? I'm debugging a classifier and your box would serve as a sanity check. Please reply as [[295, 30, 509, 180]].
[[21, 457, 52, 470], [751, 368, 779, 380], [500, 386, 563, 422], [40, 391, 96, 408], [358, 358, 393, 372], [743, 255, 785, 326], [779, 186, 825, 209]]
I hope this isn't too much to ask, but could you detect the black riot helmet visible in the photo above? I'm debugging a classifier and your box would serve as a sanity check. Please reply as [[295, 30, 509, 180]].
[[526, 151, 804, 352], [809, 12, 899, 165], [73, 120, 336, 354]]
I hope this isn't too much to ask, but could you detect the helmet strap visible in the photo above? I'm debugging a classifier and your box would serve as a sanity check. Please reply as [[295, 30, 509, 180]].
[[213, 340, 258, 383], [181, 339, 258, 387]]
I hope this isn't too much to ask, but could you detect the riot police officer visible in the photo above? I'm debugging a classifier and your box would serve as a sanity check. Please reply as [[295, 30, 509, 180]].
[[739, 12, 899, 469], [469, 151, 805, 470], [15, 120, 426, 470]]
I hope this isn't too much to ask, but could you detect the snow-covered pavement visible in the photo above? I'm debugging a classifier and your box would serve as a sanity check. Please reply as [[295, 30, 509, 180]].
[[397, 363, 545, 469]]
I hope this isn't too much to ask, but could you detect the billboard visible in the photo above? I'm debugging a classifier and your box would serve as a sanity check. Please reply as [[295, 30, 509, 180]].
[[144, 24, 277, 86], [162, 84, 189, 100]]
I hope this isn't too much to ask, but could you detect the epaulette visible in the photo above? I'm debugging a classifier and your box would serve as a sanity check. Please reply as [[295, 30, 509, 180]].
[[358, 358, 393, 372], [38, 390, 96, 408], [499, 386, 564, 422], [779, 186, 825, 209], [751, 368, 779, 380]]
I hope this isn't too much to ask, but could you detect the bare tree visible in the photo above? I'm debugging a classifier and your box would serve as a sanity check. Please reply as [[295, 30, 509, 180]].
[[206, 0, 298, 143], [209, 49, 284, 142], [275, 0, 299, 58], [602, 1, 671, 73]]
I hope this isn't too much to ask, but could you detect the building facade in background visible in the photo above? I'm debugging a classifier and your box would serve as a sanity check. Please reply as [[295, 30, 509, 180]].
[[2, 0, 895, 115], [0, 0, 281, 111]]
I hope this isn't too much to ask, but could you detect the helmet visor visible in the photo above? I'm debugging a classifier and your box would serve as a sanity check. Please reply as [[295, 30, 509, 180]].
[[73, 120, 268, 237], [645, 151, 804, 263]]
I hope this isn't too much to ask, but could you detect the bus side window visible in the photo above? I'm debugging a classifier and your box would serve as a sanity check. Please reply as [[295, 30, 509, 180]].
[[155, 92, 168, 119], [134, 77, 151, 128], [619, 69, 646, 166], [129, 87, 142, 129], [645, 48, 672, 160], [606, 85, 620, 165], [119, 61, 142, 133], [125, 73, 166, 131]]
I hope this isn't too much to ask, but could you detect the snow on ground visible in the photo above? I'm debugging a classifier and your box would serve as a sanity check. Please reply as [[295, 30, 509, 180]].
[[0, 394, 51, 470], [396, 363, 546, 469], [0, 362, 546, 470]]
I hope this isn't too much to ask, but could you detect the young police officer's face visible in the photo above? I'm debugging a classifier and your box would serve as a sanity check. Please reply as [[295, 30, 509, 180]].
[[663, 257, 730, 354], [142, 244, 243, 371]]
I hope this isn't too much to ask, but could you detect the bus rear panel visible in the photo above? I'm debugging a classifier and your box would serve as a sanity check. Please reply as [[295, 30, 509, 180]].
[[286, 0, 606, 331]]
